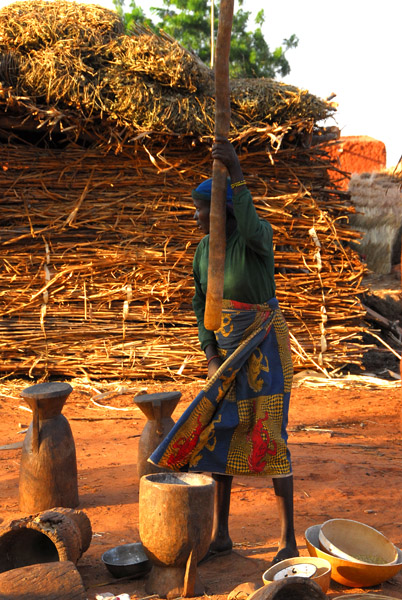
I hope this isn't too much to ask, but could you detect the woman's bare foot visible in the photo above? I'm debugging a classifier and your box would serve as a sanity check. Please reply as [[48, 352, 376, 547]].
[[270, 544, 299, 566], [199, 536, 233, 564]]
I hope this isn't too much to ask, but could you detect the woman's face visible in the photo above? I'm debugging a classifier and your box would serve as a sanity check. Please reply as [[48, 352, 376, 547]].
[[193, 198, 210, 234]]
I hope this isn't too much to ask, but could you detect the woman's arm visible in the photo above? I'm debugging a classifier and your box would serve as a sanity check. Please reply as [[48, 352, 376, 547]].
[[193, 251, 223, 377], [212, 137, 273, 255], [192, 264, 216, 350], [193, 278, 223, 377], [204, 343, 223, 378]]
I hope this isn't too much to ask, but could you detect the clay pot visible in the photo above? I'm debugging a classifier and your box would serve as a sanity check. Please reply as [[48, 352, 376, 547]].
[[19, 382, 79, 513], [0, 507, 92, 574], [133, 391, 181, 479], [139, 472, 215, 599], [0, 561, 86, 600]]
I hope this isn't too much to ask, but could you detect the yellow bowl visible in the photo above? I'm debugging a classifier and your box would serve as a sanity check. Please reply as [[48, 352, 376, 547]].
[[262, 556, 332, 594], [305, 524, 402, 588], [319, 518, 398, 565]]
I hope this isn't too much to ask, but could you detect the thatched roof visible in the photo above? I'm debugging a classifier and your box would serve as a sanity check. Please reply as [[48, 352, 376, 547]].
[[0, 0, 336, 148]]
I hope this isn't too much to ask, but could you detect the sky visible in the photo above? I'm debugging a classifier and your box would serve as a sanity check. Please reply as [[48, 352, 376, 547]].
[[1, 0, 401, 167]]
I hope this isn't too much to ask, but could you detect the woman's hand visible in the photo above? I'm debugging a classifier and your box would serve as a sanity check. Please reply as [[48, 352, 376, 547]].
[[212, 136, 244, 182]]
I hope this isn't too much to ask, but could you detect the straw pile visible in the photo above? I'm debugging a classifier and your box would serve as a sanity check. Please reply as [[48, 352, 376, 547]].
[[348, 171, 402, 274], [0, 1, 366, 382], [0, 0, 335, 144]]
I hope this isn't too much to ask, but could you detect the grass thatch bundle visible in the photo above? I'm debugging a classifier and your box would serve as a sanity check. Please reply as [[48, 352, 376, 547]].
[[113, 28, 213, 92], [0, 0, 124, 48], [0, 0, 336, 143], [348, 172, 402, 274]]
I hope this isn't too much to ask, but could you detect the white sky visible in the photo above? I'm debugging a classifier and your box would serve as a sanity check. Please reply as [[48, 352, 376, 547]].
[[1, 0, 401, 167]]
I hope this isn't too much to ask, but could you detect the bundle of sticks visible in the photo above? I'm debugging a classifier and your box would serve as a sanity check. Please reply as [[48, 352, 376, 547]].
[[0, 137, 366, 381]]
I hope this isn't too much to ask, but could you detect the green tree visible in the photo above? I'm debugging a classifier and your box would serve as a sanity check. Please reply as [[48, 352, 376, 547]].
[[113, 0, 153, 31], [113, 0, 298, 79]]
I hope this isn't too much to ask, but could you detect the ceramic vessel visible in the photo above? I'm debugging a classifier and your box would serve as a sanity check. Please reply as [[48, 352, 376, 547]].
[[305, 524, 402, 587], [319, 518, 398, 565], [262, 556, 332, 594]]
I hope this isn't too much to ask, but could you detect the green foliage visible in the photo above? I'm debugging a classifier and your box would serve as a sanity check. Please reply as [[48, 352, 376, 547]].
[[114, 0, 298, 79], [113, 0, 153, 31]]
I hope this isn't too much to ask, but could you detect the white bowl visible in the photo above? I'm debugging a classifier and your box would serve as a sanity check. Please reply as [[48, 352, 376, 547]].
[[262, 556, 332, 594], [319, 518, 398, 566]]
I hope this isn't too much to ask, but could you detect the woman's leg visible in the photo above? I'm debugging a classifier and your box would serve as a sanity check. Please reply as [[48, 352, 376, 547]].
[[199, 473, 233, 563], [209, 473, 233, 552], [272, 474, 299, 563]]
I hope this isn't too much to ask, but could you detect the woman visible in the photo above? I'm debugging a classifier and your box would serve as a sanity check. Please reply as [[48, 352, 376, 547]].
[[150, 136, 298, 566]]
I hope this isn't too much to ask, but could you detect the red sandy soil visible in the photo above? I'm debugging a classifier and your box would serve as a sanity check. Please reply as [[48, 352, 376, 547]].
[[1, 378, 402, 600]]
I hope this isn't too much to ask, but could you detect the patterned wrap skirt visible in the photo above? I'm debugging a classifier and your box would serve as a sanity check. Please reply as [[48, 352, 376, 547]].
[[149, 297, 293, 477]]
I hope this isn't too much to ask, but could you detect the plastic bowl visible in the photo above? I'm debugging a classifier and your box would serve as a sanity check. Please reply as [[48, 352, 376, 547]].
[[101, 542, 151, 578], [262, 556, 332, 594], [305, 524, 402, 588], [319, 518, 398, 566]]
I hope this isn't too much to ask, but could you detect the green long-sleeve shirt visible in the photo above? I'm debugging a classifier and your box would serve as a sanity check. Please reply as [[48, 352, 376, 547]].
[[192, 186, 276, 350]]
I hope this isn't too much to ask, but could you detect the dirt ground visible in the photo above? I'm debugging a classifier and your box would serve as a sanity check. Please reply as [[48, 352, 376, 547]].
[[0, 273, 401, 600], [1, 377, 402, 600]]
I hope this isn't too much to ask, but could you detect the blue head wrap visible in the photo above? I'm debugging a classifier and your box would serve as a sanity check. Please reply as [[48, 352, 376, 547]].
[[191, 177, 233, 210]]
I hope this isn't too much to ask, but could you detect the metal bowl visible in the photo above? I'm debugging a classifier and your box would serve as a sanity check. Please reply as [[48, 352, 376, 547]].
[[101, 542, 151, 578]]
